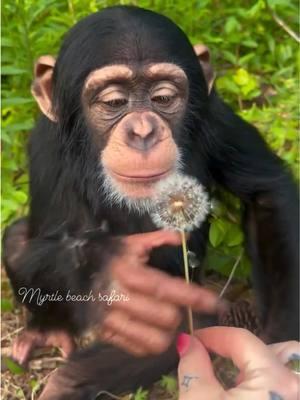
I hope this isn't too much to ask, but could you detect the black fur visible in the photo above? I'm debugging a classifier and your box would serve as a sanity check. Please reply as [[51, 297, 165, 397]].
[[3, 6, 298, 399]]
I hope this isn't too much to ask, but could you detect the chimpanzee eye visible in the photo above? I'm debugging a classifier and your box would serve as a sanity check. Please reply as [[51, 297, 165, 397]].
[[102, 98, 128, 108], [151, 95, 174, 105]]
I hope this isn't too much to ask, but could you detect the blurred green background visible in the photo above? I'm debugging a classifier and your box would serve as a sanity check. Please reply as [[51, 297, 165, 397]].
[[2, 0, 299, 279]]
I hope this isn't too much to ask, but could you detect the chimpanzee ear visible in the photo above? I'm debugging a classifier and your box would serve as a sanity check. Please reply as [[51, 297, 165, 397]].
[[31, 55, 57, 122], [193, 44, 215, 94]]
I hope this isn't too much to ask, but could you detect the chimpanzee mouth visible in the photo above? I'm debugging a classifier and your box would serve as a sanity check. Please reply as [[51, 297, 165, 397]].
[[101, 168, 177, 214], [109, 169, 171, 182], [101, 156, 183, 214]]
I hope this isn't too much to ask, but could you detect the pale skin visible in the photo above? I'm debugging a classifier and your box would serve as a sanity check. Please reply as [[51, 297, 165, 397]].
[[178, 327, 300, 400]]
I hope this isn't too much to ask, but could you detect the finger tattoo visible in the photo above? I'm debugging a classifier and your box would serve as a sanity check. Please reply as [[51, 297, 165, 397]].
[[288, 353, 300, 361], [269, 391, 284, 400], [181, 375, 200, 392], [286, 353, 300, 374]]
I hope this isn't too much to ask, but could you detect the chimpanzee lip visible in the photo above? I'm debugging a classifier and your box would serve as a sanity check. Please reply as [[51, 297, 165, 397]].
[[109, 169, 171, 182]]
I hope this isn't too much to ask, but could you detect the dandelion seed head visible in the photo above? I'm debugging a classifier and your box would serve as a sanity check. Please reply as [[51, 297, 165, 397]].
[[151, 173, 210, 231]]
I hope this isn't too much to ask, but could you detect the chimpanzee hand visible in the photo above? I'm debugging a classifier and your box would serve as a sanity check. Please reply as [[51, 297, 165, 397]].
[[98, 230, 221, 356]]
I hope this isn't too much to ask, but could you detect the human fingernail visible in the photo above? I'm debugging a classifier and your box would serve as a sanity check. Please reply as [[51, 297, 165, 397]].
[[176, 333, 191, 356]]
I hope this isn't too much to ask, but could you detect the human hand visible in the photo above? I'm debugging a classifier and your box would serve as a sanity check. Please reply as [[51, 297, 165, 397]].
[[99, 230, 221, 356], [177, 327, 299, 400]]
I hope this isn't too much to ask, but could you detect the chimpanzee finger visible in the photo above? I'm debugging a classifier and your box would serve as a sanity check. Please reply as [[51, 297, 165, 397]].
[[100, 328, 147, 357], [124, 230, 181, 256], [102, 309, 173, 354], [116, 264, 221, 314], [112, 290, 182, 330], [45, 331, 76, 358]]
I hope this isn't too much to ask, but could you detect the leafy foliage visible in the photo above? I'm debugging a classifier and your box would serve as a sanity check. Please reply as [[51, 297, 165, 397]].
[[133, 387, 149, 400], [2, 0, 298, 279], [3, 357, 26, 375], [159, 374, 178, 395]]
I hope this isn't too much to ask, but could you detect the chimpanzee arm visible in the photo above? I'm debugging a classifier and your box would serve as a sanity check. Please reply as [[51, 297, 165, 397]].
[[206, 98, 299, 342], [4, 224, 121, 335], [1, 121, 123, 334]]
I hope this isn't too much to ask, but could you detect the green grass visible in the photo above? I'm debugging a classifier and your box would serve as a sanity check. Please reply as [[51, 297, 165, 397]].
[[2, 0, 298, 276]]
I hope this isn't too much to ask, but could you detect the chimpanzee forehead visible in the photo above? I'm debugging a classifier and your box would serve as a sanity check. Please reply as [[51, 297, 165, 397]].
[[84, 63, 188, 90], [55, 7, 203, 98]]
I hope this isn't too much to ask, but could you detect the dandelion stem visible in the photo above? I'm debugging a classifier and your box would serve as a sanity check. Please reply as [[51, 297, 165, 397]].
[[181, 229, 194, 335]]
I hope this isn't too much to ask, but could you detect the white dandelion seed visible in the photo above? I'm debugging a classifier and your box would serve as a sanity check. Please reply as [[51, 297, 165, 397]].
[[151, 173, 210, 232], [150, 173, 210, 336]]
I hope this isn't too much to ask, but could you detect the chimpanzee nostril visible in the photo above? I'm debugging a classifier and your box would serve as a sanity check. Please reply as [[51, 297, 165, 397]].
[[126, 129, 159, 151], [125, 114, 161, 151]]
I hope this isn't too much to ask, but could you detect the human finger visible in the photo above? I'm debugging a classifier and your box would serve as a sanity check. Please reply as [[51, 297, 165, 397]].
[[195, 327, 279, 372], [177, 333, 223, 400], [268, 341, 300, 365]]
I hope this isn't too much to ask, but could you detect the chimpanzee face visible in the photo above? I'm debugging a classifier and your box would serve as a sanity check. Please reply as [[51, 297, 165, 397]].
[[82, 63, 188, 203], [31, 7, 214, 211]]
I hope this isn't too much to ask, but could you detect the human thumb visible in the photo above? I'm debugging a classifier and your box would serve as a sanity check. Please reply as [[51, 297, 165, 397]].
[[177, 333, 223, 399]]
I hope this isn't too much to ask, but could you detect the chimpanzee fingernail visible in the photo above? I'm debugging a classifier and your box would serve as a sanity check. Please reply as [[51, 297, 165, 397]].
[[176, 333, 191, 356], [216, 299, 230, 316]]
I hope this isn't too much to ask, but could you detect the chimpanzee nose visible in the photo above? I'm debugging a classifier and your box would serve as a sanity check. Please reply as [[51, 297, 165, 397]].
[[126, 114, 160, 152]]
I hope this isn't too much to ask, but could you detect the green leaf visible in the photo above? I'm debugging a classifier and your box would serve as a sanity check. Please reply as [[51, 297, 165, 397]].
[[240, 256, 251, 278], [239, 53, 255, 66], [206, 251, 232, 275], [4, 357, 26, 375], [1, 66, 28, 75], [1, 298, 14, 312], [5, 120, 34, 133], [30, 378, 41, 395], [1, 158, 18, 170], [1, 37, 14, 47], [224, 17, 240, 34], [12, 191, 28, 204], [1, 198, 20, 211], [160, 375, 178, 394], [217, 75, 240, 95], [247, 0, 265, 18], [209, 219, 226, 247], [210, 198, 226, 217], [225, 224, 244, 246], [222, 50, 237, 65], [133, 387, 148, 400], [233, 68, 251, 86], [242, 40, 258, 48], [2, 97, 34, 107]]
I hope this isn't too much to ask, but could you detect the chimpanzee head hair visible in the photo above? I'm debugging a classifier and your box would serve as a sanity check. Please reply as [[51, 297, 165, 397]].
[[52, 7, 208, 118], [32, 6, 215, 214]]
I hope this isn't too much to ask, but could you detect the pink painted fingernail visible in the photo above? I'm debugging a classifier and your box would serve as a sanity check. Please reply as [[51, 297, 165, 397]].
[[176, 333, 191, 356]]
